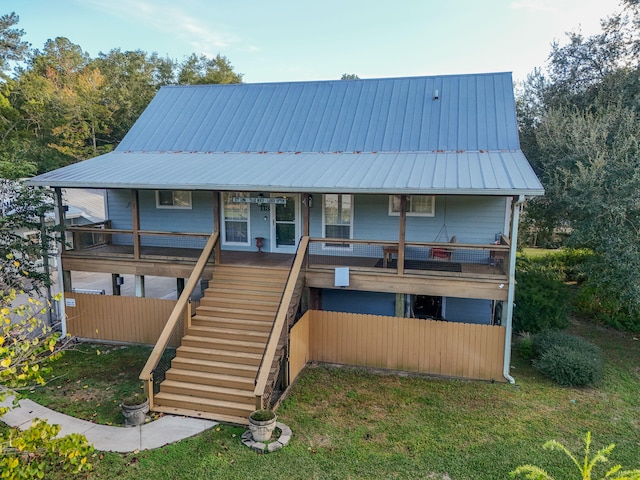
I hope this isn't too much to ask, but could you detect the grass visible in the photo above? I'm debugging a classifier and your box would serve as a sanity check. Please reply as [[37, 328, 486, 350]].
[[521, 247, 560, 258], [7, 322, 640, 479], [21, 343, 167, 425]]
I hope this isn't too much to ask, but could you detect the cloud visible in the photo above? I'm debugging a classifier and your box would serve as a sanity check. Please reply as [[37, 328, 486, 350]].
[[83, 0, 243, 55], [509, 1, 557, 14]]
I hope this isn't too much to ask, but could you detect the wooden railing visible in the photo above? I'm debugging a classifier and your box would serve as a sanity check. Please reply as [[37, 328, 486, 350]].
[[306, 237, 511, 278], [254, 236, 309, 410], [139, 231, 219, 407], [64, 222, 211, 259]]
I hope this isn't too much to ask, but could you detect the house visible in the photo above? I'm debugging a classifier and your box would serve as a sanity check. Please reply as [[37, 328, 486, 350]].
[[28, 73, 544, 424]]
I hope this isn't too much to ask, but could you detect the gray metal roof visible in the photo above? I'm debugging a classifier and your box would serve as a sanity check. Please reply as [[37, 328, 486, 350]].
[[30, 151, 543, 195], [29, 72, 544, 195]]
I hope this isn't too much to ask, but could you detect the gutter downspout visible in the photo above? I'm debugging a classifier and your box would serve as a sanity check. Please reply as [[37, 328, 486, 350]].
[[503, 194, 525, 384], [53, 188, 67, 336]]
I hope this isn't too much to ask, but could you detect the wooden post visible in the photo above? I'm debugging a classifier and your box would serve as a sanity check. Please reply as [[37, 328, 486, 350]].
[[213, 191, 221, 265], [303, 194, 310, 237], [397, 195, 407, 275], [62, 270, 73, 292], [131, 190, 140, 260]]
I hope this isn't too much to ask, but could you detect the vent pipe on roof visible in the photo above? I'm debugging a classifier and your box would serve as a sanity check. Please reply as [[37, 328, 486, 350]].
[[433, 89, 439, 100]]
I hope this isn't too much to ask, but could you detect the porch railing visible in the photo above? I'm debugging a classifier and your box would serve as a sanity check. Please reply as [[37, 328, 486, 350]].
[[139, 231, 219, 407], [307, 237, 510, 278], [254, 236, 309, 410], [64, 221, 212, 260]]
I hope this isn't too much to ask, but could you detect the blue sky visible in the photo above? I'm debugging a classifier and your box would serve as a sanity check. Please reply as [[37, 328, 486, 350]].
[[9, 0, 621, 83]]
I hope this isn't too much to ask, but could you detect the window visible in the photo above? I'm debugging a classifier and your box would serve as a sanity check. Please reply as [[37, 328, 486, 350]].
[[156, 190, 192, 209], [388, 195, 435, 217], [323, 194, 353, 247], [222, 192, 249, 245]]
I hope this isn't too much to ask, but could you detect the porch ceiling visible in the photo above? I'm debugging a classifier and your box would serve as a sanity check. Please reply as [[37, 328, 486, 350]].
[[28, 150, 544, 196]]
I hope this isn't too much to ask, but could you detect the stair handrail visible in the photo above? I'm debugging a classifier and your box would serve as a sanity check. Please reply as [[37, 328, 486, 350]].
[[254, 235, 309, 409], [139, 231, 219, 403]]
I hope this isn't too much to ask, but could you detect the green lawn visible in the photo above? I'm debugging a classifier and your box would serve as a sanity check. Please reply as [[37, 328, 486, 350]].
[[77, 320, 640, 480]]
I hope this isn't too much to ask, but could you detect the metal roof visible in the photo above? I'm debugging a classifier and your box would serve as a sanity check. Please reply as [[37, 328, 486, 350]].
[[29, 151, 544, 195], [29, 72, 544, 195]]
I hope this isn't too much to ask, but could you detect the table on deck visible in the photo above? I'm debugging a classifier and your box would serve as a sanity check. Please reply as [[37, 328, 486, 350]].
[[382, 245, 399, 268]]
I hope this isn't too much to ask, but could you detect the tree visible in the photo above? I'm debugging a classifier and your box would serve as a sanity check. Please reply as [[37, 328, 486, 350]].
[[0, 182, 57, 295], [0, 13, 29, 79], [177, 53, 242, 85], [0, 182, 93, 479]]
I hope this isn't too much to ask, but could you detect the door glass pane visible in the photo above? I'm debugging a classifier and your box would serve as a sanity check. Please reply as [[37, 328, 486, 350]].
[[276, 223, 295, 246], [276, 197, 295, 222]]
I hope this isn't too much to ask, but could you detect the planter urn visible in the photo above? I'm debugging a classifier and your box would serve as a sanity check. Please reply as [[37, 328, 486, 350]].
[[121, 398, 149, 426], [248, 410, 277, 441]]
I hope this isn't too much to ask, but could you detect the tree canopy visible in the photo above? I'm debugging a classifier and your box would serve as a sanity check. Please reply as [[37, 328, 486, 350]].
[[0, 13, 243, 177], [518, 0, 640, 331]]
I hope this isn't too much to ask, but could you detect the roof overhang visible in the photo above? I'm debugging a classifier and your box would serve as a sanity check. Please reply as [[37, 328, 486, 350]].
[[27, 151, 544, 196]]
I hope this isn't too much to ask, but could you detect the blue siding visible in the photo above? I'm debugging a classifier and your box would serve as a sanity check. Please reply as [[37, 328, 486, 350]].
[[322, 289, 396, 316], [106, 190, 507, 251], [445, 297, 492, 324], [312, 194, 506, 244]]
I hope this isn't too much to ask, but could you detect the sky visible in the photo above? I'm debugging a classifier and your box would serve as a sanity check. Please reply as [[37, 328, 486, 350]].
[[7, 0, 623, 84]]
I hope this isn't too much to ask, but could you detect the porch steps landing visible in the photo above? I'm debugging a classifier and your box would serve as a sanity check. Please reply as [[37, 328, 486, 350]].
[[152, 265, 289, 425]]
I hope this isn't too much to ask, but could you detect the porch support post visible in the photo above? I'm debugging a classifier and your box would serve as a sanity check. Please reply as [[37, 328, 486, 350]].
[[177, 277, 185, 297], [62, 270, 73, 292], [302, 193, 310, 237], [135, 275, 145, 297], [54, 188, 67, 335], [112, 274, 122, 296], [395, 294, 405, 317], [503, 194, 524, 384], [131, 190, 140, 260], [397, 195, 407, 275], [213, 191, 221, 265]]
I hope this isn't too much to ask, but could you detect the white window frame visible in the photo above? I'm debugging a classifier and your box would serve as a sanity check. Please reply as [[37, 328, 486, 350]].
[[322, 194, 354, 250], [221, 192, 251, 246], [388, 195, 435, 217], [155, 190, 192, 209]]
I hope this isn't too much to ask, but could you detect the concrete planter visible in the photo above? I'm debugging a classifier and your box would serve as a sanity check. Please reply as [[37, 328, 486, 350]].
[[248, 410, 277, 442], [121, 398, 149, 426]]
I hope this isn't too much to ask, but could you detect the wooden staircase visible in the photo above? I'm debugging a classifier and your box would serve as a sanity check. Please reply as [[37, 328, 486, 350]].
[[152, 265, 290, 425]]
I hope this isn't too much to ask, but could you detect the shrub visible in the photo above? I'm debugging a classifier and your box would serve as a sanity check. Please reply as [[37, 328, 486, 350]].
[[515, 333, 535, 361], [514, 270, 569, 333], [533, 345, 603, 387], [531, 330, 601, 359], [575, 283, 640, 333]]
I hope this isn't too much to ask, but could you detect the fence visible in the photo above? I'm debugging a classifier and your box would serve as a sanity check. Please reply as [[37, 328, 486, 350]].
[[289, 310, 506, 382], [64, 292, 185, 347]]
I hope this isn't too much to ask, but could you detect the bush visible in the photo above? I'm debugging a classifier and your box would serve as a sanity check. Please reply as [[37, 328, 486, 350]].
[[515, 333, 535, 360], [530, 331, 603, 387], [514, 270, 569, 333], [533, 345, 603, 386], [532, 330, 601, 359], [575, 283, 640, 333]]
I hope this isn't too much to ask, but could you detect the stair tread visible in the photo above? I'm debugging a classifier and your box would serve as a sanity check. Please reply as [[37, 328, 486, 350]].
[[188, 325, 270, 338], [171, 356, 258, 372], [150, 405, 249, 426], [191, 315, 273, 323], [196, 305, 276, 315], [177, 345, 263, 359], [183, 334, 265, 347], [154, 392, 254, 411], [167, 368, 254, 384], [161, 379, 254, 396]]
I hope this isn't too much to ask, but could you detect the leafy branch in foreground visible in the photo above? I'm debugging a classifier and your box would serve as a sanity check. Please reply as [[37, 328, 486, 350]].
[[1, 290, 93, 479], [511, 431, 640, 480]]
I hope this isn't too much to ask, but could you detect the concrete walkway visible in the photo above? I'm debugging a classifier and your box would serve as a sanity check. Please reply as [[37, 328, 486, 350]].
[[0, 396, 217, 453]]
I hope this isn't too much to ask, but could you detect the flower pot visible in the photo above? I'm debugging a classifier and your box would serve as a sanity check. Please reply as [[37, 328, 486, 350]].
[[248, 410, 277, 442], [121, 398, 149, 426]]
